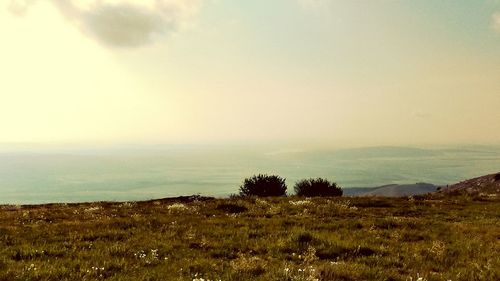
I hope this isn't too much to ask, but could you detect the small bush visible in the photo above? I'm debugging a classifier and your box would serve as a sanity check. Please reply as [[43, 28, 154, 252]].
[[239, 174, 287, 197], [294, 178, 343, 197], [216, 203, 248, 214], [295, 232, 315, 245], [494, 173, 500, 181]]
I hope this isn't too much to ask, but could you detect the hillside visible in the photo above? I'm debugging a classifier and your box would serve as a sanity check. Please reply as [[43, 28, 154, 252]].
[[344, 183, 437, 197], [0, 196, 498, 280], [442, 172, 500, 195]]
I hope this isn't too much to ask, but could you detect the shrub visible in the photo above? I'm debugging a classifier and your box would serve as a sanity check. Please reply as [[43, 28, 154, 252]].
[[295, 232, 315, 246], [239, 174, 287, 197], [495, 173, 500, 181], [216, 203, 248, 214], [294, 178, 342, 197]]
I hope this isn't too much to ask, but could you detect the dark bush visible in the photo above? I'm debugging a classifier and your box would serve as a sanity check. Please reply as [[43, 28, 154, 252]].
[[216, 203, 248, 214], [294, 178, 342, 197], [239, 174, 287, 197], [295, 232, 315, 245], [494, 173, 500, 181]]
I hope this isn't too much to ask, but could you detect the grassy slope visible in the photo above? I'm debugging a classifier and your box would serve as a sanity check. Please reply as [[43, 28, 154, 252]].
[[0, 196, 499, 281]]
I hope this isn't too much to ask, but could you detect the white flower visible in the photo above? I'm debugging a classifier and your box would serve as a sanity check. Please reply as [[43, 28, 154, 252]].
[[84, 206, 101, 212], [290, 200, 311, 206]]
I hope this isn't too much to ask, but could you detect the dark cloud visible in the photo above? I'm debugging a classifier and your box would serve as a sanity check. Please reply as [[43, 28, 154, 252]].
[[82, 4, 171, 47], [8, 0, 201, 48]]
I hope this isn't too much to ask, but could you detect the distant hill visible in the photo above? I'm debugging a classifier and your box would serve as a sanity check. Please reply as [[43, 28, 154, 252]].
[[344, 182, 437, 197], [442, 172, 500, 195], [343, 188, 379, 196], [345, 172, 500, 198], [329, 146, 439, 159]]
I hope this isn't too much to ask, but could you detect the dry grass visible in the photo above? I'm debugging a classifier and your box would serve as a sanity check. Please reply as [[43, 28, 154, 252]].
[[0, 195, 498, 281]]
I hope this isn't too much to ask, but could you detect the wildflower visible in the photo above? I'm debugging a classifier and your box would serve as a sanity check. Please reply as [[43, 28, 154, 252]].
[[429, 240, 446, 256], [167, 203, 193, 214], [167, 203, 189, 210], [255, 198, 270, 206], [134, 250, 147, 259], [120, 202, 134, 208], [407, 273, 427, 281], [303, 246, 318, 263], [84, 206, 101, 212], [26, 263, 37, 271], [151, 249, 159, 259], [290, 200, 311, 206]]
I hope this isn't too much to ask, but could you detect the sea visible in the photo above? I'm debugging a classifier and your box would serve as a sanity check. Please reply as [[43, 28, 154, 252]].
[[1, 145, 500, 204]]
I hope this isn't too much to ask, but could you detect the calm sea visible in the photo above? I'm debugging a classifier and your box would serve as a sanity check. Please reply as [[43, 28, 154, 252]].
[[1, 145, 499, 204]]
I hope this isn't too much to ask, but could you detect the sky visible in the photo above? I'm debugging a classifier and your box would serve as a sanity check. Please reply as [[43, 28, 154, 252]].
[[1, 0, 500, 148]]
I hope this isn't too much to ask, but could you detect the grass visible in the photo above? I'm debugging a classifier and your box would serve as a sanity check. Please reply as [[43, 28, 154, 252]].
[[0, 195, 499, 281]]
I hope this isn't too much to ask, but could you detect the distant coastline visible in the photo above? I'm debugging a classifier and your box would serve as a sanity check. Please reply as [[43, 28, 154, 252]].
[[1, 145, 500, 205]]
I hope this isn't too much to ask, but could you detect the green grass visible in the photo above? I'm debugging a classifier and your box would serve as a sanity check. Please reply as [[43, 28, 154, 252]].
[[0, 195, 499, 281]]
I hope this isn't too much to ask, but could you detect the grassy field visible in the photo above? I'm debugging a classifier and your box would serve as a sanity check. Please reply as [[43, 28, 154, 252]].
[[0, 195, 499, 281]]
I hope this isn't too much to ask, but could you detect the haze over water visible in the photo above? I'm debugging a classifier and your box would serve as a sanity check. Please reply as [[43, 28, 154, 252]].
[[2, 2, 500, 204], [2, 145, 499, 204]]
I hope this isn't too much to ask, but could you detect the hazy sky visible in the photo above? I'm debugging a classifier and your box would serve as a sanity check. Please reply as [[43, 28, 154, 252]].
[[1, 0, 500, 147]]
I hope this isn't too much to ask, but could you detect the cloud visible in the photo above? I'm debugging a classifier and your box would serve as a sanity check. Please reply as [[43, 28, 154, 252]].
[[7, 0, 37, 16], [493, 12, 500, 33], [8, 0, 203, 48]]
